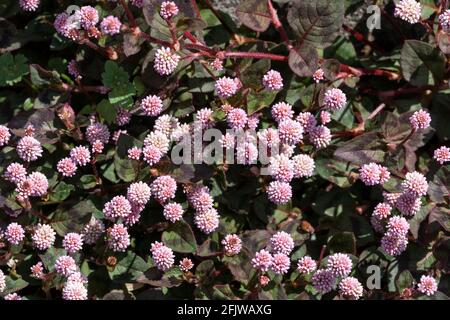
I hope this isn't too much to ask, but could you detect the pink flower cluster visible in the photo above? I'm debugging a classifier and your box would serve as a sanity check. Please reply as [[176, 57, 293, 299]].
[[150, 241, 175, 271], [359, 163, 390, 186], [185, 185, 220, 234]]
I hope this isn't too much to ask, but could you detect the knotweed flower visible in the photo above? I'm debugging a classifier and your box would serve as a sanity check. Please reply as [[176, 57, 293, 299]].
[[278, 119, 303, 145], [227, 108, 248, 130], [268, 155, 294, 183], [0, 125, 11, 146], [78, 6, 99, 29], [260, 275, 270, 286], [127, 182, 151, 206], [141, 95, 163, 117], [323, 88, 347, 111], [16, 177, 34, 198], [394, 0, 422, 24], [70, 146, 91, 166], [5, 223, 25, 245], [372, 203, 392, 220], [386, 216, 409, 238], [143, 145, 163, 165], [17, 136, 43, 162], [151, 176, 177, 203], [100, 16, 121, 35], [30, 262, 45, 279], [0, 270, 5, 292], [297, 256, 317, 274], [57, 158, 77, 177], [220, 133, 235, 149], [154, 47, 180, 76], [55, 255, 77, 277], [68, 59, 80, 78], [211, 58, 223, 71], [433, 146, 450, 164], [82, 218, 105, 245], [163, 202, 184, 222], [28, 172, 48, 197], [91, 140, 104, 154], [359, 163, 390, 186], [270, 231, 294, 255], [251, 249, 273, 272], [313, 68, 325, 83], [308, 125, 331, 149], [409, 110, 431, 130], [151, 242, 174, 271], [312, 269, 336, 294], [160, 1, 179, 20], [186, 186, 214, 214], [292, 154, 315, 178], [417, 275, 437, 296], [128, 147, 142, 160], [271, 102, 293, 122], [155, 115, 179, 137], [194, 209, 220, 234], [263, 70, 283, 91], [215, 77, 238, 98], [4, 293, 22, 300], [86, 123, 110, 145], [402, 171, 428, 197], [439, 10, 450, 31], [195, 108, 214, 130], [144, 131, 170, 154], [179, 258, 194, 272], [63, 278, 88, 300], [107, 224, 130, 252], [104, 196, 132, 220], [236, 141, 258, 165], [320, 111, 331, 124], [20, 0, 40, 11], [296, 112, 317, 133], [339, 277, 363, 300], [271, 253, 291, 274], [63, 233, 83, 254], [381, 233, 408, 256], [267, 181, 292, 205], [222, 234, 242, 256], [116, 108, 131, 126], [258, 128, 280, 149], [327, 253, 352, 277], [32, 224, 56, 250], [4, 163, 27, 184]]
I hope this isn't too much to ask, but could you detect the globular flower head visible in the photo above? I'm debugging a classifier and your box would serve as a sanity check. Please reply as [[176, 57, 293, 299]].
[[4, 293, 22, 300], [4, 162, 27, 184], [292, 154, 315, 178], [323, 88, 347, 111], [409, 109, 431, 130], [263, 70, 283, 91], [258, 128, 280, 149], [417, 275, 438, 296], [227, 108, 248, 130], [386, 216, 409, 238], [144, 131, 170, 154], [32, 224, 56, 250], [62, 233, 83, 254], [220, 133, 235, 149], [128, 147, 142, 161], [30, 262, 45, 279], [327, 253, 352, 277], [127, 182, 151, 206], [439, 10, 450, 31], [70, 146, 91, 166], [339, 277, 364, 300], [194, 209, 220, 234], [394, 0, 422, 24], [267, 181, 292, 205], [186, 186, 214, 214], [154, 47, 180, 76], [215, 77, 238, 98], [55, 255, 77, 277], [179, 258, 194, 272], [0, 269, 5, 293], [143, 145, 163, 166], [163, 202, 184, 223], [359, 163, 390, 186], [62, 277, 88, 300], [195, 108, 214, 130], [271, 253, 291, 274], [86, 122, 110, 145], [433, 146, 450, 165], [268, 155, 294, 183], [28, 172, 48, 197], [100, 16, 121, 35], [297, 256, 317, 274], [312, 268, 336, 294], [383, 192, 402, 206], [151, 176, 177, 203], [0, 125, 11, 146], [270, 231, 294, 255], [107, 224, 130, 252], [296, 112, 317, 133], [371, 215, 385, 233], [259, 275, 270, 287], [401, 171, 428, 197], [251, 249, 273, 272], [57, 158, 77, 177], [236, 141, 258, 165], [17, 136, 43, 162], [278, 119, 303, 145], [160, 1, 179, 20], [221, 234, 242, 256], [103, 196, 132, 220], [372, 203, 392, 220], [381, 233, 408, 256], [91, 140, 104, 154], [211, 58, 223, 71], [320, 111, 331, 124], [271, 102, 293, 122], [151, 242, 174, 271], [82, 218, 105, 245], [308, 125, 331, 149], [154, 114, 180, 137], [116, 108, 132, 127], [16, 177, 34, 198], [5, 223, 25, 245], [141, 95, 164, 117], [78, 6, 99, 29], [20, 0, 40, 11], [313, 68, 325, 83]]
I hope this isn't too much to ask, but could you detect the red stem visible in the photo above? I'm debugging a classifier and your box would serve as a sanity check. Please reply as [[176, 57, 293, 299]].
[[267, 0, 292, 49], [118, 0, 137, 28], [223, 51, 289, 61]]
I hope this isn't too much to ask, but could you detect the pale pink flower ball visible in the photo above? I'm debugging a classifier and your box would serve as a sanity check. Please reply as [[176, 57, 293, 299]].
[[32, 224, 56, 250], [82, 218, 105, 245], [55, 255, 77, 277], [215, 77, 238, 98], [19, 0, 40, 11], [104, 196, 132, 220], [271, 102, 293, 122], [116, 108, 132, 127], [251, 249, 273, 272], [127, 182, 151, 206], [154, 114, 179, 137], [179, 258, 194, 272], [323, 88, 347, 111], [0, 269, 5, 293], [263, 70, 283, 91], [54, 12, 79, 40], [439, 9, 450, 31], [195, 108, 214, 130], [227, 108, 248, 130], [221, 234, 242, 256], [4, 162, 27, 184], [409, 109, 431, 130], [28, 172, 48, 197], [359, 163, 388, 186], [236, 141, 258, 165], [0, 125, 11, 146], [151, 176, 177, 203], [142, 145, 163, 166], [297, 256, 317, 274], [395, 192, 421, 217], [141, 95, 163, 117], [63, 279, 88, 300], [313, 68, 325, 83], [220, 133, 235, 149], [160, 1, 179, 20], [259, 275, 270, 286], [394, 0, 422, 24], [107, 224, 130, 252], [320, 111, 331, 124], [417, 275, 438, 296], [270, 231, 294, 255], [372, 203, 392, 220], [271, 253, 291, 274], [267, 181, 292, 205], [268, 154, 294, 183], [163, 202, 184, 223], [401, 171, 428, 197], [4, 293, 22, 300], [312, 269, 336, 294], [211, 58, 223, 71], [278, 119, 303, 145], [386, 216, 409, 238], [128, 147, 142, 161], [78, 6, 99, 29], [57, 157, 77, 177], [194, 209, 220, 234], [308, 125, 331, 149], [383, 192, 402, 206], [63, 233, 83, 254], [144, 131, 170, 154], [292, 154, 315, 178], [86, 122, 110, 145], [339, 277, 363, 300], [100, 16, 122, 35], [17, 136, 43, 162], [187, 186, 214, 214], [381, 233, 408, 256], [15, 177, 34, 198], [247, 114, 260, 130], [296, 112, 317, 133], [258, 128, 280, 149], [70, 146, 91, 166], [154, 47, 180, 76], [5, 223, 25, 245], [433, 146, 450, 165], [327, 253, 352, 277], [30, 262, 45, 279], [151, 242, 175, 271], [91, 140, 104, 154]]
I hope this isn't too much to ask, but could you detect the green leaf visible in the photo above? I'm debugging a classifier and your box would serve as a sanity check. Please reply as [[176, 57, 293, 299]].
[[287, 0, 345, 49], [97, 99, 117, 124], [288, 43, 319, 77], [114, 133, 140, 182], [48, 181, 74, 202], [50, 200, 97, 236], [400, 40, 445, 86], [334, 132, 386, 165], [395, 270, 414, 293], [2, 276, 28, 296], [80, 175, 98, 190], [162, 220, 197, 253], [247, 90, 276, 115], [101, 61, 136, 109], [109, 251, 149, 282], [0, 52, 29, 86], [236, 0, 271, 32]]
